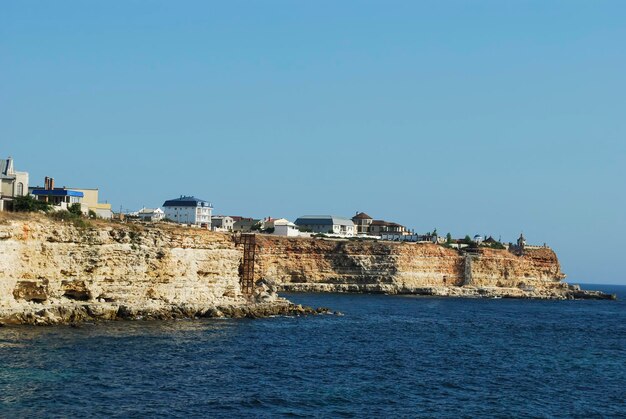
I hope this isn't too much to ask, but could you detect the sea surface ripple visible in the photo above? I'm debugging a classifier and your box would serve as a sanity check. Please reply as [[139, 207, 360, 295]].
[[1, 284, 625, 417]]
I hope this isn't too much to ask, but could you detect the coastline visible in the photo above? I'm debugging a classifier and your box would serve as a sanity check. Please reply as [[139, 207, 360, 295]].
[[2, 283, 614, 326], [0, 214, 616, 326], [277, 283, 616, 300], [0, 298, 331, 326]]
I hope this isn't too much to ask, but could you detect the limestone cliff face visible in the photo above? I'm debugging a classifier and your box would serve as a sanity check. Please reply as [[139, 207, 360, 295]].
[[0, 216, 612, 325], [0, 217, 241, 306], [467, 247, 565, 288], [254, 236, 575, 297], [255, 236, 464, 288], [0, 215, 264, 324]]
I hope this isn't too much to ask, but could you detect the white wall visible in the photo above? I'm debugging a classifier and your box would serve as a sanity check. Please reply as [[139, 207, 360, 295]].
[[95, 208, 113, 219], [299, 223, 355, 237], [274, 224, 300, 237], [332, 224, 355, 237], [164, 205, 212, 226]]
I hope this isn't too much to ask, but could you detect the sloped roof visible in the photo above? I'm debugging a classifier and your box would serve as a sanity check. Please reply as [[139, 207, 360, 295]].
[[163, 196, 212, 208], [294, 215, 354, 227], [138, 207, 163, 214], [234, 218, 260, 226], [32, 189, 84, 197], [371, 219, 404, 227], [353, 212, 373, 220], [274, 219, 297, 227]]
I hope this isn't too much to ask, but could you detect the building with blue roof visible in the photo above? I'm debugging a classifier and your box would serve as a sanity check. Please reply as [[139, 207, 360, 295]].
[[162, 195, 212, 227], [30, 176, 88, 214]]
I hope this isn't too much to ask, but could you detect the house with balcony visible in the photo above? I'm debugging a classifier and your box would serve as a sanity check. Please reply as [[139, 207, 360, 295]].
[[294, 215, 355, 237], [29, 177, 111, 217], [369, 220, 409, 239], [162, 196, 212, 227], [31, 181, 87, 214], [350, 210, 409, 239], [352, 211, 373, 234]]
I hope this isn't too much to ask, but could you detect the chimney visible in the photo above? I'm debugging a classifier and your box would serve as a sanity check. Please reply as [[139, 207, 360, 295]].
[[50, 178, 55, 190], [6, 157, 14, 175], [44, 177, 49, 190]]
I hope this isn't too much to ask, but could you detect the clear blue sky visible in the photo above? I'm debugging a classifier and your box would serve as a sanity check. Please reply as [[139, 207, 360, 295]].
[[2, 1, 625, 284]]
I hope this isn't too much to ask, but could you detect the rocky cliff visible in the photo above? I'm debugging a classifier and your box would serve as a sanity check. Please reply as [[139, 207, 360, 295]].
[[0, 215, 613, 325], [0, 215, 320, 325], [254, 236, 612, 299]]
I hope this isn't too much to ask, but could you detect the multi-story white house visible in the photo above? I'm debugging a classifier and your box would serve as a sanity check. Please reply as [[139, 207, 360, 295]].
[[162, 196, 212, 227]]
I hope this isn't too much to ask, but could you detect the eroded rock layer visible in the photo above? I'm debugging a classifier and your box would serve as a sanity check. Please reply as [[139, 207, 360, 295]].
[[0, 215, 300, 325], [254, 236, 612, 300], [0, 216, 614, 325]]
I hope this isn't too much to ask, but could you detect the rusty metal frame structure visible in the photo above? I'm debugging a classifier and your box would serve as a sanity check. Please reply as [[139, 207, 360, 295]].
[[235, 233, 256, 296]]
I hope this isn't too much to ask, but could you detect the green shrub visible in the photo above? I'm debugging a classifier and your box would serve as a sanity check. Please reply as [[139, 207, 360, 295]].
[[47, 209, 90, 229], [68, 203, 83, 216], [462, 235, 474, 245], [12, 195, 52, 213]]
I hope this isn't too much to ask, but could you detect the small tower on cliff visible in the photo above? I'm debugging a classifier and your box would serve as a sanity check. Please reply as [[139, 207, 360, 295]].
[[517, 233, 526, 255]]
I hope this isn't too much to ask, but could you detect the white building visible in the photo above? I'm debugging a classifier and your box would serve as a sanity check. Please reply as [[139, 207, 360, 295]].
[[294, 215, 355, 237], [273, 219, 300, 237], [137, 207, 165, 222], [211, 215, 234, 232], [162, 196, 212, 227]]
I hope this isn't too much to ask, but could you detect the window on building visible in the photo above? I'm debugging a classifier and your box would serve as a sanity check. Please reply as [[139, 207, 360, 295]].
[[16, 183, 23, 195]]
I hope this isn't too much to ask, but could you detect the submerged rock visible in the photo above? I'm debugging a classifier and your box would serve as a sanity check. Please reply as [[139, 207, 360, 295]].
[[277, 283, 616, 301]]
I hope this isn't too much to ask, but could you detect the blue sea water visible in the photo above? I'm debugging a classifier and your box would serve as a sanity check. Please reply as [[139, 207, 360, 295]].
[[1, 285, 625, 418]]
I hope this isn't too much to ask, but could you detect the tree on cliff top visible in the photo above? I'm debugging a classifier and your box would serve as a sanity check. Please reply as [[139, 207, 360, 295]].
[[462, 235, 473, 245], [12, 195, 52, 213]]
